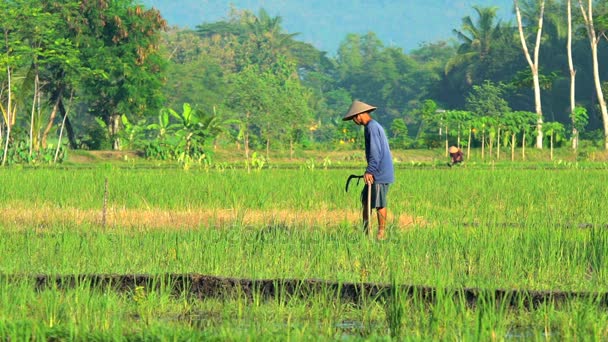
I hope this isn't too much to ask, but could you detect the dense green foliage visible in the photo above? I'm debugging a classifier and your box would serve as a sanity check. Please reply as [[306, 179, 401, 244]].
[[0, 0, 167, 160]]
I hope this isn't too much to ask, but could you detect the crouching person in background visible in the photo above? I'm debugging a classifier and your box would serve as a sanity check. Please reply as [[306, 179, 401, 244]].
[[448, 146, 463, 167]]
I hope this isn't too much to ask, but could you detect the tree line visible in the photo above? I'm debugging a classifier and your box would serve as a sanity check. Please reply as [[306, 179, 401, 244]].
[[1, 0, 608, 165]]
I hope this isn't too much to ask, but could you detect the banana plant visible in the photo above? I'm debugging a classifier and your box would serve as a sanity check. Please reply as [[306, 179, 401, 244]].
[[446, 110, 472, 155], [472, 116, 497, 160], [146, 108, 172, 141], [501, 111, 524, 161], [543, 121, 565, 161], [168, 103, 204, 165], [119, 115, 147, 150], [166, 103, 239, 167], [197, 106, 239, 148], [512, 111, 537, 161], [470, 115, 487, 159], [571, 106, 589, 150]]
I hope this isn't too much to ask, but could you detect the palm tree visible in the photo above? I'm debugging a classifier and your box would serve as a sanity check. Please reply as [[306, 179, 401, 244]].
[[446, 6, 505, 88], [243, 9, 299, 66]]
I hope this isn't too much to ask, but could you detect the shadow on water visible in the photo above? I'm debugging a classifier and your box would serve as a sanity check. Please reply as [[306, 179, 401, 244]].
[[9, 273, 607, 309]]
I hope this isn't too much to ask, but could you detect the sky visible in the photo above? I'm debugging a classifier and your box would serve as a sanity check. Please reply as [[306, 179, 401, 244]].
[[141, 0, 514, 55]]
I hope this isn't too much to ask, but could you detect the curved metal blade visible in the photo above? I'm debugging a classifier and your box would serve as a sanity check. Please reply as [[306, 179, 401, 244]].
[[345, 174, 363, 192]]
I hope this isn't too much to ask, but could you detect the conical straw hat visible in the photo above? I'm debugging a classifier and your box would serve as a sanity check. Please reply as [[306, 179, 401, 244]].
[[449, 146, 459, 153], [342, 100, 377, 121]]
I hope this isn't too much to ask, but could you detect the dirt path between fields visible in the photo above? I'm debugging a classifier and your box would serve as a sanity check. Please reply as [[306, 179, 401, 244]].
[[0, 206, 426, 230]]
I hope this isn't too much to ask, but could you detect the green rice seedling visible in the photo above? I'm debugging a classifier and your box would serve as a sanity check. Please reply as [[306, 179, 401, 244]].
[[2, 166, 608, 339], [1, 275, 608, 340], [383, 277, 405, 338], [472, 289, 512, 341]]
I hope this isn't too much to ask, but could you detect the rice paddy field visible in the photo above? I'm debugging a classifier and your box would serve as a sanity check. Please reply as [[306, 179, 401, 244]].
[[1, 161, 608, 340]]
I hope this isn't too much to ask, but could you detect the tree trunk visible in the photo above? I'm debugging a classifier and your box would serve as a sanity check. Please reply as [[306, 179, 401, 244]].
[[245, 130, 250, 173], [58, 99, 78, 149], [522, 131, 526, 161], [496, 127, 501, 160], [515, 0, 545, 149], [266, 138, 270, 160], [489, 135, 493, 159], [488, 135, 494, 158], [244, 111, 250, 162], [41, 91, 62, 149], [568, 0, 578, 150], [579, 0, 608, 149], [467, 128, 472, 160], [109, 114, 121, 150], [532, 71, 544, 149], [444, 125, 449, 156], [2, 114, 10, 166], [245, 131, 249, 159], [42, 84, 76, 150], [55, 91, 74, 162], [2, 63, 12, 166], [1, 30, 10, 166], [481, 132, 485, 160], [511, 133, 516, 161], [265, 120, 271, 159], [29, 72, 39, 157], [55, 108, 68, 163], [415, 122, 425, 142], [550, 134, 554, 160]]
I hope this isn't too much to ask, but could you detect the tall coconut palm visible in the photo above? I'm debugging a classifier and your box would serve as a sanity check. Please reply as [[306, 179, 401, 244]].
[[446, 6, 505, 89], [197, 8, 322, 74], [242, 9, 299, 67]]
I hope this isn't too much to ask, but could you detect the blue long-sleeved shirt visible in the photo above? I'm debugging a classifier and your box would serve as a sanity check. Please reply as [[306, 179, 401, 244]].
[[364, 119, 394, 184]]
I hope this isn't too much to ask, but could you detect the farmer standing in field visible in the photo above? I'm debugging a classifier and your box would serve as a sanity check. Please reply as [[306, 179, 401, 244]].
[[343, 100, 394, 240]]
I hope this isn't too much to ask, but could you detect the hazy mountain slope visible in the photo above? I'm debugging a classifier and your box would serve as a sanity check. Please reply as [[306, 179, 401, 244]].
[[141, 0, 514, 54]]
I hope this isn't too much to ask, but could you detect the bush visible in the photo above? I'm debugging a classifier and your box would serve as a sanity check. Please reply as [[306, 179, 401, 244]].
[[3, 140, 65, 165]]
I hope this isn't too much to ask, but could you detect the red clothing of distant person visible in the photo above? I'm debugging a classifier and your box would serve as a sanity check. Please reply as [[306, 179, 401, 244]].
[[448, 146, 463, 167]]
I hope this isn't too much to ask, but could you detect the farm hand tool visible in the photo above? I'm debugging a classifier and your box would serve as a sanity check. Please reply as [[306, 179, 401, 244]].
[[345, 174, 372, 235], [344, 174, 364, 193]]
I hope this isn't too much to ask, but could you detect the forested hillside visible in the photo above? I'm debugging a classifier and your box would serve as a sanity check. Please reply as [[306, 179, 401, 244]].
[[1, 0, 608, 166], [141, 0, 514, 53]]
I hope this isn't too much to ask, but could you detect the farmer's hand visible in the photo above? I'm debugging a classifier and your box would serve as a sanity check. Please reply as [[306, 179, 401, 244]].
[[364, 172, 374, 185]]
